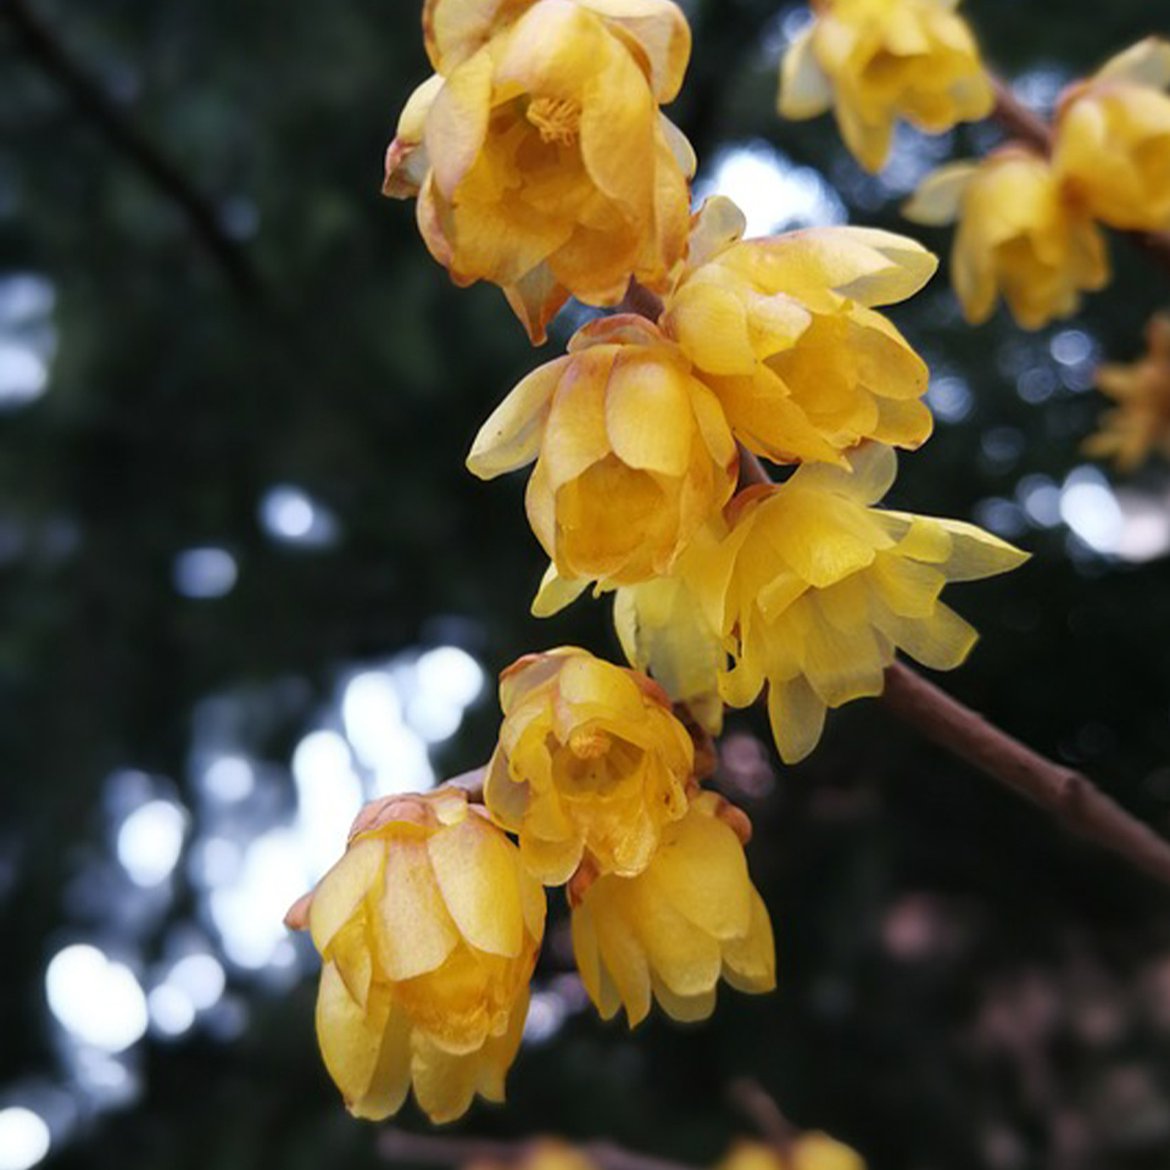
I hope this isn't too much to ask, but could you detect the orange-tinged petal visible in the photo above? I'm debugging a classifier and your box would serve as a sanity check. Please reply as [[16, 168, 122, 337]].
[[428, 818, 525, 958]]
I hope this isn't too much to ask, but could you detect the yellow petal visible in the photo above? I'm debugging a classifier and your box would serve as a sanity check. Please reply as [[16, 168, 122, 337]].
[[767, 672, 827, 765], [503, 263, 572, 346], [686, 195, 747, 268], [665, 281, 757, 375], [1096, 37, 1170, 88], [592, 885, 652, 1026], [531, 562, 590, 617], [722, 889, 776, 994], [735, 228, 938, 307], [575, 0, 692, 102], [425, 48, 494, 200], [651, 978, 717, 1023], [467, 359, 565, 479], [373, 840, 459, 981], [647, 811, 751, 941], [349, 1002, 413, 1121], [427, 818, 524, 958], [580, 41, 657, 211], [604, 353, 694, 474], [310, 838, 384, 955], [902, 162, 978, 226], [422, 0, 531, 73], [316, 963, 392, 1108], [409, 1034, 482, 1125], [778, 26, 834, 119]]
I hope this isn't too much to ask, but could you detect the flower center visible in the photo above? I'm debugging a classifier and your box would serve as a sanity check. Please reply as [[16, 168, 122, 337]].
[[568, 727, 611, 760], [525, 97, 581, 146]]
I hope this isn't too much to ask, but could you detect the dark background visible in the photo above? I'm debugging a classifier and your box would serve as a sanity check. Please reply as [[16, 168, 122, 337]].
[[2, 1, 1170, 1168]]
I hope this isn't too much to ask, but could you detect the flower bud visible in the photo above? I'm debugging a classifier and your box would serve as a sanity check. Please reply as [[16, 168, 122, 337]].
[[296, 789, 545, 1124], [569, 791, 775, 1026], [484, 647, 694, 885]]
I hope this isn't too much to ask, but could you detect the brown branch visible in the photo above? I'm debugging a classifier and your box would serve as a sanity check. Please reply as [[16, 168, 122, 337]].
[[1, 0, 261, 300], [379, 1128, 697, 1170], [880, 661, 1170, 887], [990, 77, 1053, 154], [727, 1079, 798, 1152], [989, 73, 1170, 278]]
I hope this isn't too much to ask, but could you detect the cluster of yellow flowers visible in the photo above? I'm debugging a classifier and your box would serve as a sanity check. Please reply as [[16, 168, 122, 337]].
[[291, 648, 775, 1122], [778, 3, 1170, 332], [470, 194, 1025, 762], [903, 38, 1170, 329], [290, 0, 1030, 1132]]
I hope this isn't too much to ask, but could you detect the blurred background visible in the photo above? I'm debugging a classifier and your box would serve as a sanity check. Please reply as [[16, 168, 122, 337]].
[[2, 1, 1170, 1168]]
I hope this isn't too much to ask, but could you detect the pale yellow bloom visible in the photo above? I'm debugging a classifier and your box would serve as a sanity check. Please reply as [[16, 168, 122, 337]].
[[661, 197, 937, 466], [719, 1136, 866, 1170], [905, 148, 1110, 329], [297, 789, 545, 1124], [1053, 39, 1170, 232], [466, 315, 738, 593], [694, 444, 1027, 763], [1086, 313, 1170, 470], [570, 790, 774, 1026], [384, 0, 695, 342], [778, 0, 993, 173], [484, 647, 693, 884]]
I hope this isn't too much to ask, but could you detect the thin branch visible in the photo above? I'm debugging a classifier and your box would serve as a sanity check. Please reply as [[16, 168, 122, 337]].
[[880, 661, 1170, 887], [989, 73, 1170, 278], [990, 77, 1053, 154], [379, 1128, 697, 1170], [1, 0, 261, 299], [726, 1079, 798, 1152]]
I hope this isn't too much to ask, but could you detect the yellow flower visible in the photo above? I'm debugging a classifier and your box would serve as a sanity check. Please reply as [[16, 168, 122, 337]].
[[778, 0, 993, 173], [1086, 313, 1170, 470], [904, 148, 1110, 329], [1053, 39, 1170, 232], [612, 520, 727, 734], [570, 790, 775, 1026], [295, 789, 545, 1124], [719, 1136, 866, 1170], [384, 0, 695, 343], [467, 315, 738, 593], [696, 444, 1027, 764], [660, 197, 937, 466], [484, 647, 693, 884]]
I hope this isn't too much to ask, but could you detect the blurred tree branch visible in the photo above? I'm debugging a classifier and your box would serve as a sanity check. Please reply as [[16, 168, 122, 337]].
[[0, 0, 261, 299]]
